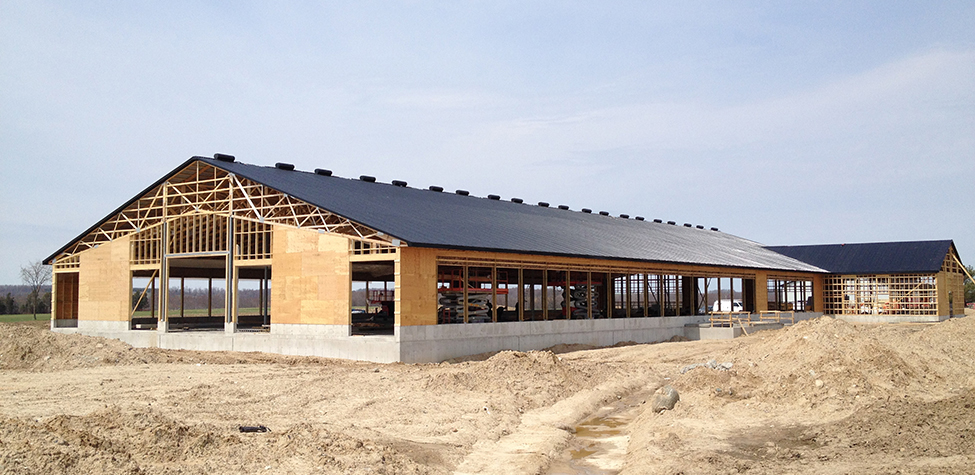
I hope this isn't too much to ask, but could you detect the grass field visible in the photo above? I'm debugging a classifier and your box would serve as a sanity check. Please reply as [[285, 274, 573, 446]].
[[0, 313, 51, 323]]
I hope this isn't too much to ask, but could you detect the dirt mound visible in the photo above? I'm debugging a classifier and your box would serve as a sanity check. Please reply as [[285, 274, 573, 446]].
[[424, 350, 603, 411], [675, 317, 975, 407], [0, 406, 435, 475], [0, 323, 341, 371]]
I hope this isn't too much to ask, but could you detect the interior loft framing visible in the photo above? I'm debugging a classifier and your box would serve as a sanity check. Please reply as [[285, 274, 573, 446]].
[[50, 160, 392, 268]]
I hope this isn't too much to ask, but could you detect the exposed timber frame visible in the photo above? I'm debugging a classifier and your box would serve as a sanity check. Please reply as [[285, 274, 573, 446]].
[[50, 160, 395, 267]]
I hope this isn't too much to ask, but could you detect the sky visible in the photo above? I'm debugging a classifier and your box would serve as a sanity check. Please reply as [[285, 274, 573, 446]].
[[1, 1, 973, 284]]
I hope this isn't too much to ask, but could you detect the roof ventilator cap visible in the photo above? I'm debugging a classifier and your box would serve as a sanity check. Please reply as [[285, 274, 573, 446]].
[[488, 194, 501, 200], [314, 168, 332, 176], [511, 197, 524, 203], [667, 221, 676, 225], [213, 153, 235, 163], [581, 208, 592, 213], [653, 219, 663, 223], [696, 225, 704, 229], [392, 180, 408, 187], [635, 216, 645, 221], [360, 175, 377, 183], [456, 189, 470, 196], [538, 202, 549, 207], [558, 205, 569, 210], [599, 211, 610, 216], [683, 223, 692, 227], [711, 227, 720, 232], [276, 162, 295, 171], [428, 186, 443, 192], [620, 214, 629, 219]]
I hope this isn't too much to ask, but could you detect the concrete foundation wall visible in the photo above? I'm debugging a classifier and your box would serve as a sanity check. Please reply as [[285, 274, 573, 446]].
[[396, 315, 709, 363], [833, 314, 951, 324]]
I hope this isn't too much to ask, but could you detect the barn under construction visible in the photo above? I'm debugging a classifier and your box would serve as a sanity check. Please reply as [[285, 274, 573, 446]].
[[44, 155, 967, 362]]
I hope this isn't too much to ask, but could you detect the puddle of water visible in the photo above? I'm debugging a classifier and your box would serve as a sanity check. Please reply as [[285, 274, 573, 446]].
[[545, 390, 652, 475]]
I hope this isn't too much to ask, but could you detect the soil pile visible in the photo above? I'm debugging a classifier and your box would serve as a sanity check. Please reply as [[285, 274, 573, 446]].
[[623, 316, 975, 474], [426, 350, 601, 411], [0, 323, 338, 371], [0, 406, 433, 475]]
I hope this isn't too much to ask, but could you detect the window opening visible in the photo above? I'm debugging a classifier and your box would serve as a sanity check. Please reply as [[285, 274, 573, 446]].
[[352, 261, 395, 334]]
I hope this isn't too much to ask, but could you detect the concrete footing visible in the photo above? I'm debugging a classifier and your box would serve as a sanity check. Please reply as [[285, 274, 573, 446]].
[[52, 316, 712, 363]]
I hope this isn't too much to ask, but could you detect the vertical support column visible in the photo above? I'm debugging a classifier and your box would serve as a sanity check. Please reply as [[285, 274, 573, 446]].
[[681, 276, 695, 315], [491, 265, 498, 323], [625, 274, 631, 318], [49, 269, 57, 330], [158, 220, 169, 333], [658, 275, 664, 317], [542, 269, 548, 320], [587, 272, 593, 319], [517, 268, 524, 322], [225, 215, 236, 333], [754, 271, 768, 312]]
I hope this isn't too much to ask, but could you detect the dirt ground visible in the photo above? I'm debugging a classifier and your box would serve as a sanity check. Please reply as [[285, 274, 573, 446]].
[[0, 313, 973, 474]]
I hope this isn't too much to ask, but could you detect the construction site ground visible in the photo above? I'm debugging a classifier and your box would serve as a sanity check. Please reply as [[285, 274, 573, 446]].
[[1, 311, 973, 475]]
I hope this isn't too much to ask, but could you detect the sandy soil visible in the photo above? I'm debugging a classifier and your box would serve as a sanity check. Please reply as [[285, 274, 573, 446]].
[[0, 315, 973, 474]]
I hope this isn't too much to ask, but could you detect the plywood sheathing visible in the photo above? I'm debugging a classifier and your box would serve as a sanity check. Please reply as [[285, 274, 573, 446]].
[[78, 236, 131, 322], [270, 226, 350, 325], [397, 247, 439, 326]]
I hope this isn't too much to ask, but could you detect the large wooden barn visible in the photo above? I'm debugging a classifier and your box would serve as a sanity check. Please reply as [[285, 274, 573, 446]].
[[44, 155, 964, 362]]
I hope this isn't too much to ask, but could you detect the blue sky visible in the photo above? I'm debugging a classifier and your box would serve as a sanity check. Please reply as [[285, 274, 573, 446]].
[[1, 1, 973, 284]]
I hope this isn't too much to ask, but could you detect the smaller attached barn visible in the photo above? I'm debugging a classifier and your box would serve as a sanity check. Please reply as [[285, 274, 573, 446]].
[[767, 241, 967, 322]]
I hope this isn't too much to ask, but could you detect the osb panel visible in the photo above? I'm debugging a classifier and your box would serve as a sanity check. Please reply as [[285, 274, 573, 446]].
[[396, 247, 438, 326], [754, 271, 769, 312], [77, 236, 131, 321], [271, 227, 350, 325]]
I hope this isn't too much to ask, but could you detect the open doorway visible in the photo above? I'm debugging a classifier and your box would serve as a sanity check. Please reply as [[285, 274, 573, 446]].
[[351, 260, 394, 335], [165, 257, 226, 331], [237, 265, 271, 331]]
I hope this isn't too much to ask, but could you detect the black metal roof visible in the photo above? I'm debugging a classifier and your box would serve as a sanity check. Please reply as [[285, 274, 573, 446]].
[[765, 240, 958, 275], [47, 156, 826, 273]]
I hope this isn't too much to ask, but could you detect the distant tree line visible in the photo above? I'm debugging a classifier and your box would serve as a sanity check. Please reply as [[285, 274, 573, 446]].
[[0, 286, 52, 315]]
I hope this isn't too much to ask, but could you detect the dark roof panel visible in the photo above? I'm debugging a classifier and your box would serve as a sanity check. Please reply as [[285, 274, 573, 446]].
[[209, 159, 823, 272], [765, 241, 955, 274]]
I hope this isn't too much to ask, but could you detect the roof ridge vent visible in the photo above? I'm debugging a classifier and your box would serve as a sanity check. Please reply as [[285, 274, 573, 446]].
[[538, 202, 549, 207], [276, 162, 295, 171], [314, 168, 332, 176], [456, 189, 469, 196], [213, 153, 235, 163], [488, 194, 501, 200], [635, 216, 645, 221], [392, 180, 408, 187], [428, 186, 443, 192], [557, 205, 569, 210], [620, 214, 629, 219], [511, 197, 524, 203], [360, 175, 376, 183], [599, 211, 610, 216]]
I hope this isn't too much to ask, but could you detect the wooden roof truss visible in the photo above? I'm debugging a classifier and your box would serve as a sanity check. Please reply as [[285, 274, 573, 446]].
[[52, 161, 392, 265]]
